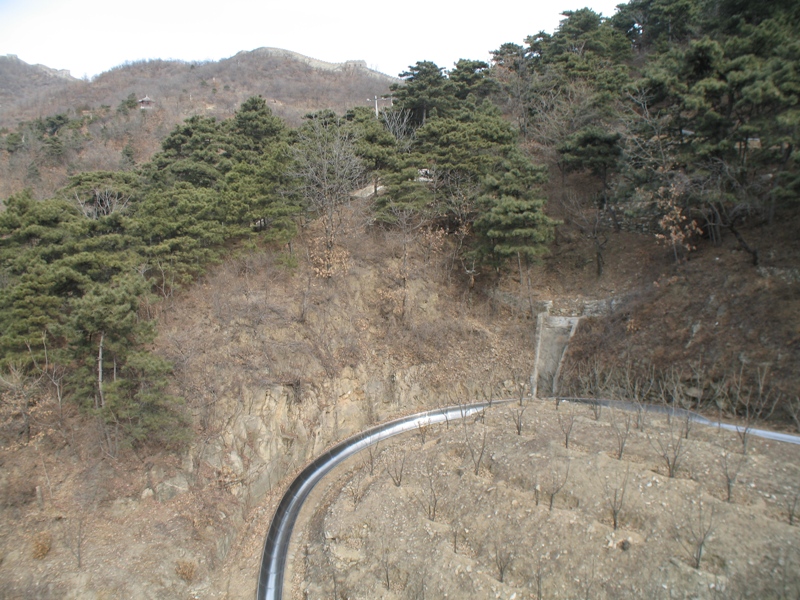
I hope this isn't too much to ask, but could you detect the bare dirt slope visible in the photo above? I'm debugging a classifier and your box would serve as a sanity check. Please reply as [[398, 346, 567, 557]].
[[0, 211, 539, 598], [294, 399, 800, 599], [0, 199, 798, 598]]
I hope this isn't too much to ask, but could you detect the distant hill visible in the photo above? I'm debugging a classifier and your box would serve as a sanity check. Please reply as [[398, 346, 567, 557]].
[[0, 49, 397, 128], [0, 54, 78, 116], [0, 49, 398, 198]]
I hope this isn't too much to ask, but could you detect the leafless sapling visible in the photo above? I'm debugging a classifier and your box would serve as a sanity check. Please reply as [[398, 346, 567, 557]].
[[590, 399, 603, 421], [379, 542, 392, 589], [450, 512, 465, 554], [649, 418, 685, 478], [0, 363, 43, 443], [529, 557, 545, 600], [415, 470, 439, 521], [786, 396, 800, 433], [578, 559, 597, 600], [531, 470, 542, 507], [510, 405, 526, 435], [492, 540, 513, 583], [603, 466, 630, 530], [387, 452, 407, 487], [405, 565, 429, 600], [512, 370, 528, 406], [557, 404, 576, 449], [785, 489, 800, 526], [417, 420, 429, 446], [721, 450, 745, 503], [682, 409, 693, 440], [347, 467, 366, 508], [361, 441, 380, 476], [31, 332, 67, 425], [732, 365, 779, 455], [621, 360, 655, 432], [439, 394, 454, 429], [634, 396, 647, 432], [658, 367, 684, 427], [611, 409, 632, 460], [676, 502, 715, 569], [60, 514, 86, 569], [465, 421, 488, 476], [546, 459, 571, 511]]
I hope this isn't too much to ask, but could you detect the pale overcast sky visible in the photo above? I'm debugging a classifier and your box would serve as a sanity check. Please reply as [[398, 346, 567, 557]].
[[0, 0, 623, 80]]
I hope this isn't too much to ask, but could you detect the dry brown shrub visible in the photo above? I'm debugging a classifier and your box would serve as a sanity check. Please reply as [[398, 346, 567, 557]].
[[175, 559, 196, 583], [0, 472, 37, 507], [308, 241, 350, 279], [377, 287, 405, 319], [31, 531, 52, 559]]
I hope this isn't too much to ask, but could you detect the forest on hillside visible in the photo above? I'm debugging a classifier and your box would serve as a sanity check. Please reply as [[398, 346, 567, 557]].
[[0, 49, 395, 199], [1, 0, 799, 453]]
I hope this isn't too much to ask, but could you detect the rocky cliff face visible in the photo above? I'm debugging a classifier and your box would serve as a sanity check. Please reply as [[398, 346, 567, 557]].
[[141, 225, 536, 588]]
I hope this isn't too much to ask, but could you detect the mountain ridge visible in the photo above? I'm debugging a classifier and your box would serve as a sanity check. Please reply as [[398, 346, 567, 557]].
[[0, 48, 397, 198]]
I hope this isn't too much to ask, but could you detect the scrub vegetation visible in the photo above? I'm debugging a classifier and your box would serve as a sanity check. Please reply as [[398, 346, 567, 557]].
[[1, 0, 799, 596]]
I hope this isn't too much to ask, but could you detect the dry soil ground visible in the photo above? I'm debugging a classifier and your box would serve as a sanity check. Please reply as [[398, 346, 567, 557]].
[[292, 399, 800, 600]]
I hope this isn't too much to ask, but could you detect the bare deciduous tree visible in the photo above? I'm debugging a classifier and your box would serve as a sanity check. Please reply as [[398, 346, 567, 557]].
[[676, 502, 715, 569], [292, 114, 365, 278], [415, 470, 438, 521], [730, 366, 779, 455], [578, 559, 597, 600], [721, 450, 745, 503], [464, 421, 488, 476], [512, 371, 528, 406], [590, 399, 603, 421], [30, 332, 67, 425], [0, 363, 43, 443], [450, 511, 465, 554], [73, 188, 130, 220], [557, 405, 576, 449], [649, 418, 685, 478], [611, 409, 632, 460], [509, 405, 526, 436], [386, 451, 407, 487], [361, 441, 380, 476], [61, 514, 86, 569], [560, 190, 610, 277], [379, 542, 391, 589], [381, 108, 415, 153], [346, 467, 366, 508], [786, 396, 800, 433], [681, 409, 693, 440], [417, 420, 430, 446], [492, 540, 513, 583], [785, 490, 800, 526], [546, 459, 571, 511], [603, 467, 630, 530], [529, 557, 545, 600]]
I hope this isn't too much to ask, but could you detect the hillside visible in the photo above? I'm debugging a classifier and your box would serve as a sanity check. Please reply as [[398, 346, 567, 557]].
[[1, 2, 799, 598], [292, 400, 800, 599], [0, 54, 77, 109], [0, 49, 396, 199], [0, 48, 396, 127], [0, 194, 797, 598]]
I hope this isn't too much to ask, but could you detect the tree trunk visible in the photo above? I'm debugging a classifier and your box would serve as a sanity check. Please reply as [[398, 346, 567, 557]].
[[97, 332, 105, 409]]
